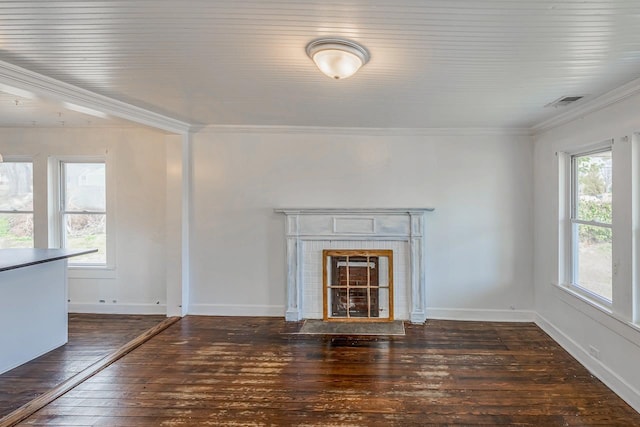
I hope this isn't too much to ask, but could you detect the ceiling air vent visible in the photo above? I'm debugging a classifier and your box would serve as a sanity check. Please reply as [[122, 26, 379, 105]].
[[545, 95, 585, 108]]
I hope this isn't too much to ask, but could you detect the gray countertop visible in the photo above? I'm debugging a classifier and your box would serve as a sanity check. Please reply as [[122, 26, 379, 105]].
[[0, 248, 98, 272]]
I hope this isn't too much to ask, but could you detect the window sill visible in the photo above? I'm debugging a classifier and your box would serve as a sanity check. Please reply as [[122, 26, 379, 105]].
[[68, 266, 116, 280], [552, 283, 640, 345], [556, 282, 612, 311]]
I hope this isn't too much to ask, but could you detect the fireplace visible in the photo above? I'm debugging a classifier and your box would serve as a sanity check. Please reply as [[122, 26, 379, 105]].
[[324, 250, 393, 321], [275, 208, 434, 324]]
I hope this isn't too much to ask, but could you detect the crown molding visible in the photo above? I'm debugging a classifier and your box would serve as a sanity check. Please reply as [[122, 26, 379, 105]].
[[198, 124, 532, 137], [0, 60, 192, 134], [2, 58, 638, 137], [532, 76, 640, 135]]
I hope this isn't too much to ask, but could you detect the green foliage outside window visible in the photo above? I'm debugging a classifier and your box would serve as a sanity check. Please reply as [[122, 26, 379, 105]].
[[579, 200, 612, 243], [575, 152, 612, 245]]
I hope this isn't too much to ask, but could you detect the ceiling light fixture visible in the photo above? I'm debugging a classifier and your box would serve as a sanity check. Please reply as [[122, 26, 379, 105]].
[[306, 38, 370, 80]]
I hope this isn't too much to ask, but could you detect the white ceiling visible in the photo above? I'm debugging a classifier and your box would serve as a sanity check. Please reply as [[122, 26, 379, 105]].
[[1, 0, 640, 130]]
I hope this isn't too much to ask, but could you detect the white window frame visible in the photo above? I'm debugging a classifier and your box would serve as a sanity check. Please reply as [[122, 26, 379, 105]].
[[48, 155, 116, 278], [569, 146, 613, 306], [557, 135, 640, 336], [558, 140, 614, 310], [0, 156, 34, 248]]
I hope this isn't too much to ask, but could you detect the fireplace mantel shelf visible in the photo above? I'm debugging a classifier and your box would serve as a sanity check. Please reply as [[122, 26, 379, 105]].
[[275, 208, 435, 215]]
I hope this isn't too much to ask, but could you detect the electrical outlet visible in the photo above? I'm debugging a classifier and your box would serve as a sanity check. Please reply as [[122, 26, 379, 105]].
[[588, 345, 600, 360]]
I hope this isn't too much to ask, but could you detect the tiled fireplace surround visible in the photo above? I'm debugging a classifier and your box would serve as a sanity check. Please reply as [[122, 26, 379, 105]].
[[275, 208, 434, 323]]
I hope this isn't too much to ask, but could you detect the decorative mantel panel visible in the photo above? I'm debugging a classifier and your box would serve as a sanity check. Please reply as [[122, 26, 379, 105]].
[[274, 208, 434, 324]]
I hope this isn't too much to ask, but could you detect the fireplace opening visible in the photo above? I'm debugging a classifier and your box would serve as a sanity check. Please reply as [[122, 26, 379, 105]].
[[323, 250, 393, 321]]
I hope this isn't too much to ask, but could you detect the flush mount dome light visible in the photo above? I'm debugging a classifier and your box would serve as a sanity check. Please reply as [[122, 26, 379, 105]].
[[306, 38, 370, 80]]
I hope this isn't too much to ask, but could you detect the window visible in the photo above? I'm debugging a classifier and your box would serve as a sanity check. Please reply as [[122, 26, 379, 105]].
[[0, 160, 34, 248], [570, 148, 613, 302], [59, 161, 107, 265]]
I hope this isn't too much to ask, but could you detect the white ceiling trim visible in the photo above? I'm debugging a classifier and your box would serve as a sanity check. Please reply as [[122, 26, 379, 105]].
[[532, 76, 640, 135], [199, 124, 532, 137], [0, 60, 191, 134]]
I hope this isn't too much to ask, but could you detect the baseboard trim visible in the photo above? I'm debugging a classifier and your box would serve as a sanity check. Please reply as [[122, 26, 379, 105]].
[[188, 304, 284, 317], [68, 303, 167, 315], [535, 313, 640, 413], [426, 308, 536, 322]]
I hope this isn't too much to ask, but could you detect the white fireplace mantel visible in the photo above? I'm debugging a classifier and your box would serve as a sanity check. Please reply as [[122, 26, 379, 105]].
[[275, 208, 434, 324]]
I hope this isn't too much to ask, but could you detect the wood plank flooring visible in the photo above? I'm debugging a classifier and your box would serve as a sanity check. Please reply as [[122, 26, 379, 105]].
[[0, 314, 165, 420], [13, 317, 640, 426]]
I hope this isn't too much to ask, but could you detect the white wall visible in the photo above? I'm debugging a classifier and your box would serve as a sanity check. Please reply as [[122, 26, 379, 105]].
[[1, 125, 535, 319], [189, 129, 534, 319], [533, 91, 640, 411], [0, 127, 169, 314]]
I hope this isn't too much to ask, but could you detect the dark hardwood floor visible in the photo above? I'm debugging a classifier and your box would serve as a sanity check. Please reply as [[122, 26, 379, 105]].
[[0, 314, 165, 420], [12, 317, 640, 426]]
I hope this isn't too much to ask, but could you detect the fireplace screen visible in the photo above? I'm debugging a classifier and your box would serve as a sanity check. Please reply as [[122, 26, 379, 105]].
[[323, 250, 393, 321]]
